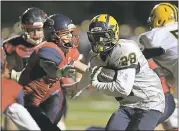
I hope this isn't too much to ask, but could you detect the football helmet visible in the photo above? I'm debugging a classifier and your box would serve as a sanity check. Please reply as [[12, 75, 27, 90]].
[[147, 3, 178, 30], [87, 14, 119, 53], [20, 7, 48, 45], [43, 14, 79, 48]]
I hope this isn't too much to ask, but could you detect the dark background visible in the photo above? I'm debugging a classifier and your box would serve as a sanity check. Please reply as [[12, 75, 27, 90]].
[[1, 1, 178, 27]]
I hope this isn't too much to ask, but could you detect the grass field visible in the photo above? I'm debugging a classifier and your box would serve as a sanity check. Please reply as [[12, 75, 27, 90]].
[[64, 91, 167, 130], [65, 92, 118, 130]]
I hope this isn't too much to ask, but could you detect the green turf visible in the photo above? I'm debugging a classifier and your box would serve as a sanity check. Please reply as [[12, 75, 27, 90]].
[[65, 93, 118, 130]]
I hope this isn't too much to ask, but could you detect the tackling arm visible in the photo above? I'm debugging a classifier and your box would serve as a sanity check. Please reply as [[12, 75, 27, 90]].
[[38, 47, 75, 78]]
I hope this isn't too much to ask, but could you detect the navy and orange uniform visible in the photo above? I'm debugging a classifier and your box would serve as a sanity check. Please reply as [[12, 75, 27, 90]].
[[61, 46, 80, 87], [3, 35, 35, 72], [38, 45, 80, 124], [41, 45, 80, 101], [66, 45, 80, 64], [148, 59, 169, 93], [1, 78, 24, 112], [18, 42, 67, 106]]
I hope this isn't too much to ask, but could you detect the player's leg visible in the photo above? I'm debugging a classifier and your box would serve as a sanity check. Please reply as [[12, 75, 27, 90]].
[[105, 106, 132, 130], [57, 115, 67, 130], [165, 98, 178, 130], [165, 78, 178, 130], [4, 103, 40, 130], [25, 105, 61, 131], [57, 102, 68, 130], [126, 108, 162, 130], [57, 87, 68, 130], [39, 88, 66, 125], [157, 92, 175, 124], [86, 92, 175, 131]]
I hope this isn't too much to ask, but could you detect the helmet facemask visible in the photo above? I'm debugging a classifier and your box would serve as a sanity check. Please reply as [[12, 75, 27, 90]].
[[22, 23, 44, 46], [44, 14, 80, 49], [54, 24, 79, 49], [20, 7, 48, 46], [54, 29, 73, 48], [87, 14, 119, 54], [147, 12, 155, 30], [87, 29, 116, 53]]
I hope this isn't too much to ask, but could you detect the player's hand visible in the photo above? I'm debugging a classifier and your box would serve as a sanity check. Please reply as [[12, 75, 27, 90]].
[[59, 65, 76, 78]]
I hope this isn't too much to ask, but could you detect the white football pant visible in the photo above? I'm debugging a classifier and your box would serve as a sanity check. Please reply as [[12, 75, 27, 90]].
[[5, 103, 41, 130]]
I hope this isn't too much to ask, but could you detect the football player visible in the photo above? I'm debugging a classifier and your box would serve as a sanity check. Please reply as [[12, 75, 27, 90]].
[[2, 7, 47, 82], [87, 14, 165, 130], [1, 48, 40, 130], [18, 14, 78, 127], [138, 3, 178, 129], [85, 59, 175, 131], [2, 8, 63, 131], [139, 2, 178, 82], [36, 14, 88, 127]]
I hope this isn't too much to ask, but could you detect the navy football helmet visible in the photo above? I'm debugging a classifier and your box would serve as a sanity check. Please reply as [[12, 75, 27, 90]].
[[43, 14, 79, 48]]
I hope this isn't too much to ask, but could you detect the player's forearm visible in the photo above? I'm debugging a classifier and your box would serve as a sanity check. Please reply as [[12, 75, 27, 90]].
[[39, 59, 64, 78], [142, 48, 165, 59], [75, 71, 83, 82], [73, 60, 88, 73], [75, 69, 91, 91], [91, 68, 135, 97]]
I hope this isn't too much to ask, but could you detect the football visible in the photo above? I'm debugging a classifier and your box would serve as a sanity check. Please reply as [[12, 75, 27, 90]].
[[97, 67, 117, 82]]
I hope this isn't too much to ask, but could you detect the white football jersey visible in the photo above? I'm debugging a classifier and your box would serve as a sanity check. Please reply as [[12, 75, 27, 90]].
[[90, 39, 165, 113], [139, 22, 178, 80]]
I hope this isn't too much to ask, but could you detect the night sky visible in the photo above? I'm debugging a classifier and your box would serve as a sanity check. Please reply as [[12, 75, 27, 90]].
[[1, 1, 178, 27]]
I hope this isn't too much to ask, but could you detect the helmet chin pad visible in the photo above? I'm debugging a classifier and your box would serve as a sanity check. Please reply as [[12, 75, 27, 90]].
[[22, 32, 44, 45], [26, 37, 43, 45]]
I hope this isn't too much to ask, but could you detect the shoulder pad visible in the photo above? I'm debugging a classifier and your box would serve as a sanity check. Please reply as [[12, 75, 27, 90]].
[[3, 35, 34, 48], [3, 36, 35, 56]]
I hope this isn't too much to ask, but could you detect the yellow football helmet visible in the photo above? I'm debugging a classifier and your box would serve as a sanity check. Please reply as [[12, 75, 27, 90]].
[[87, 14, 119, 53], [148, 3, 178, 29]]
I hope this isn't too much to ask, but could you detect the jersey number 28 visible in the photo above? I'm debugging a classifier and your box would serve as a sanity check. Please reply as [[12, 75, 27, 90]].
[[120, 53, 136, 66]]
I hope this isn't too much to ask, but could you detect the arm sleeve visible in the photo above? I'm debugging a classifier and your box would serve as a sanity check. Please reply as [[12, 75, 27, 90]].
[[39, 59, 59, 78], [38, 47, 62, 66], [38, 47, 62, 78], [142, 48, 165, 59], [91, 67, 136, 97]]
